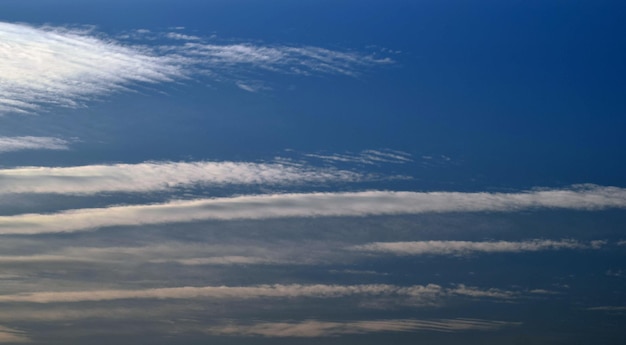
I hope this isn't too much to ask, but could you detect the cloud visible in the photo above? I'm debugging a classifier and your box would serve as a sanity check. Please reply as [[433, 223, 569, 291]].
[[0, 161, 361, 195], [304, 149, 413, 165], [180, 43, 392, 77], [0, 136, 69, 153], [352, 239, 592, 256], [0, 326, 30, 343], [0, 22, 390, 114], [1, 185, 625, 234], [0, 22, 182, 114], [204, 318, 520, 337], [0, 283, 513, 304]]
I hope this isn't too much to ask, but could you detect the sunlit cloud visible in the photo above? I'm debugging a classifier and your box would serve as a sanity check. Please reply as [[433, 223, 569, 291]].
[[0, 22, 390, 114], [0, 161, 361, 195], [0, 22, 182, 114], [1, 185, 624, 235], [0, 136, 69, 153], [352, 239, 594, 256]]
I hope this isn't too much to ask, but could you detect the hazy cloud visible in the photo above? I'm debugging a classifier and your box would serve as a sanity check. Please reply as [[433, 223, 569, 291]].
[[204, 318, 520, 337], [304, 149, 413, 165], [0, 326, 30, 343], [0, 136, 69, 153]]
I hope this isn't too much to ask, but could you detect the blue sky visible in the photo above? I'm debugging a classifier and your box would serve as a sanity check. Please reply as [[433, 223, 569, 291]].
[[0, 0, 625, 343]]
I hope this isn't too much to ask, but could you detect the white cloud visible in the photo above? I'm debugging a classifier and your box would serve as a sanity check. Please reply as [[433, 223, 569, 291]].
[[352, 239, 591, 256], [0, 161, 360, 195], [0, 136, 69, 153], [0, 22, 390, 114], [1, 185, 624, 235], [0, 22, 182, 114], [204, 318, 520, 337]]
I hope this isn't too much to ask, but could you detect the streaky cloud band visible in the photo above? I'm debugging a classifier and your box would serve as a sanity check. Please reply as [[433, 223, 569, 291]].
[[0, 22, 390, 114], [351, 239, 597, 256], [0, 283, 513, 304], [0, 161, 361, 195], [0, 185, 624, 234]]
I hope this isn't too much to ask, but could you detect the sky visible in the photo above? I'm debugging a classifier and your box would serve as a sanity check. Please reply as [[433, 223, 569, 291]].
[[0, 0, 625, 344]]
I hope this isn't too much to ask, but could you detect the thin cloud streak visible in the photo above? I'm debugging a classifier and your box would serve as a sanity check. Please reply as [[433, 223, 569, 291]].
[[0, 283, 512, 304], [352, 239, 593, 256], [0, 185, 625, 234], [0, 136, 69, 153], [205, 318, 521, 337], [0, 161, 361, 195]]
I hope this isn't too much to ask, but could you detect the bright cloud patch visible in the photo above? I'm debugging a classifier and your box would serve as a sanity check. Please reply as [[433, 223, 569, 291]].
[[0, 136, 69, 153], [0, 22, 182, 114], [0, 22, 390, 114]]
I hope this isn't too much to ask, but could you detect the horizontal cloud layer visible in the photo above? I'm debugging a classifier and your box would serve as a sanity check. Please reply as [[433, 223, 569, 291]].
[[0, 161, 360, 195], [0, 136, 69, 153], [352, 239, 595, 256], [0, 22, 390, 114], [205, 318, 520, 337], [0, 283, 514, 304], [0, 185, 624, 234]]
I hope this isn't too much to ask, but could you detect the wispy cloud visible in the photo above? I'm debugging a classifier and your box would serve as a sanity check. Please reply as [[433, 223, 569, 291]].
[[0, 283, 513, 304], [204, 318, 520, 337], [1, 185, 624, 235], [304, 149, 413, 165], [0, 22, 390, 114], [0, 22, 182, 114], [0, 161, 360, 195], [352, 239, 593, 256], [0, 136, 69, 153]]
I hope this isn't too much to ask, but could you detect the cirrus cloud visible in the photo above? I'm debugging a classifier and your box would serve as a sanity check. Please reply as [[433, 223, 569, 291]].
[[0, 22, 391, 115]]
